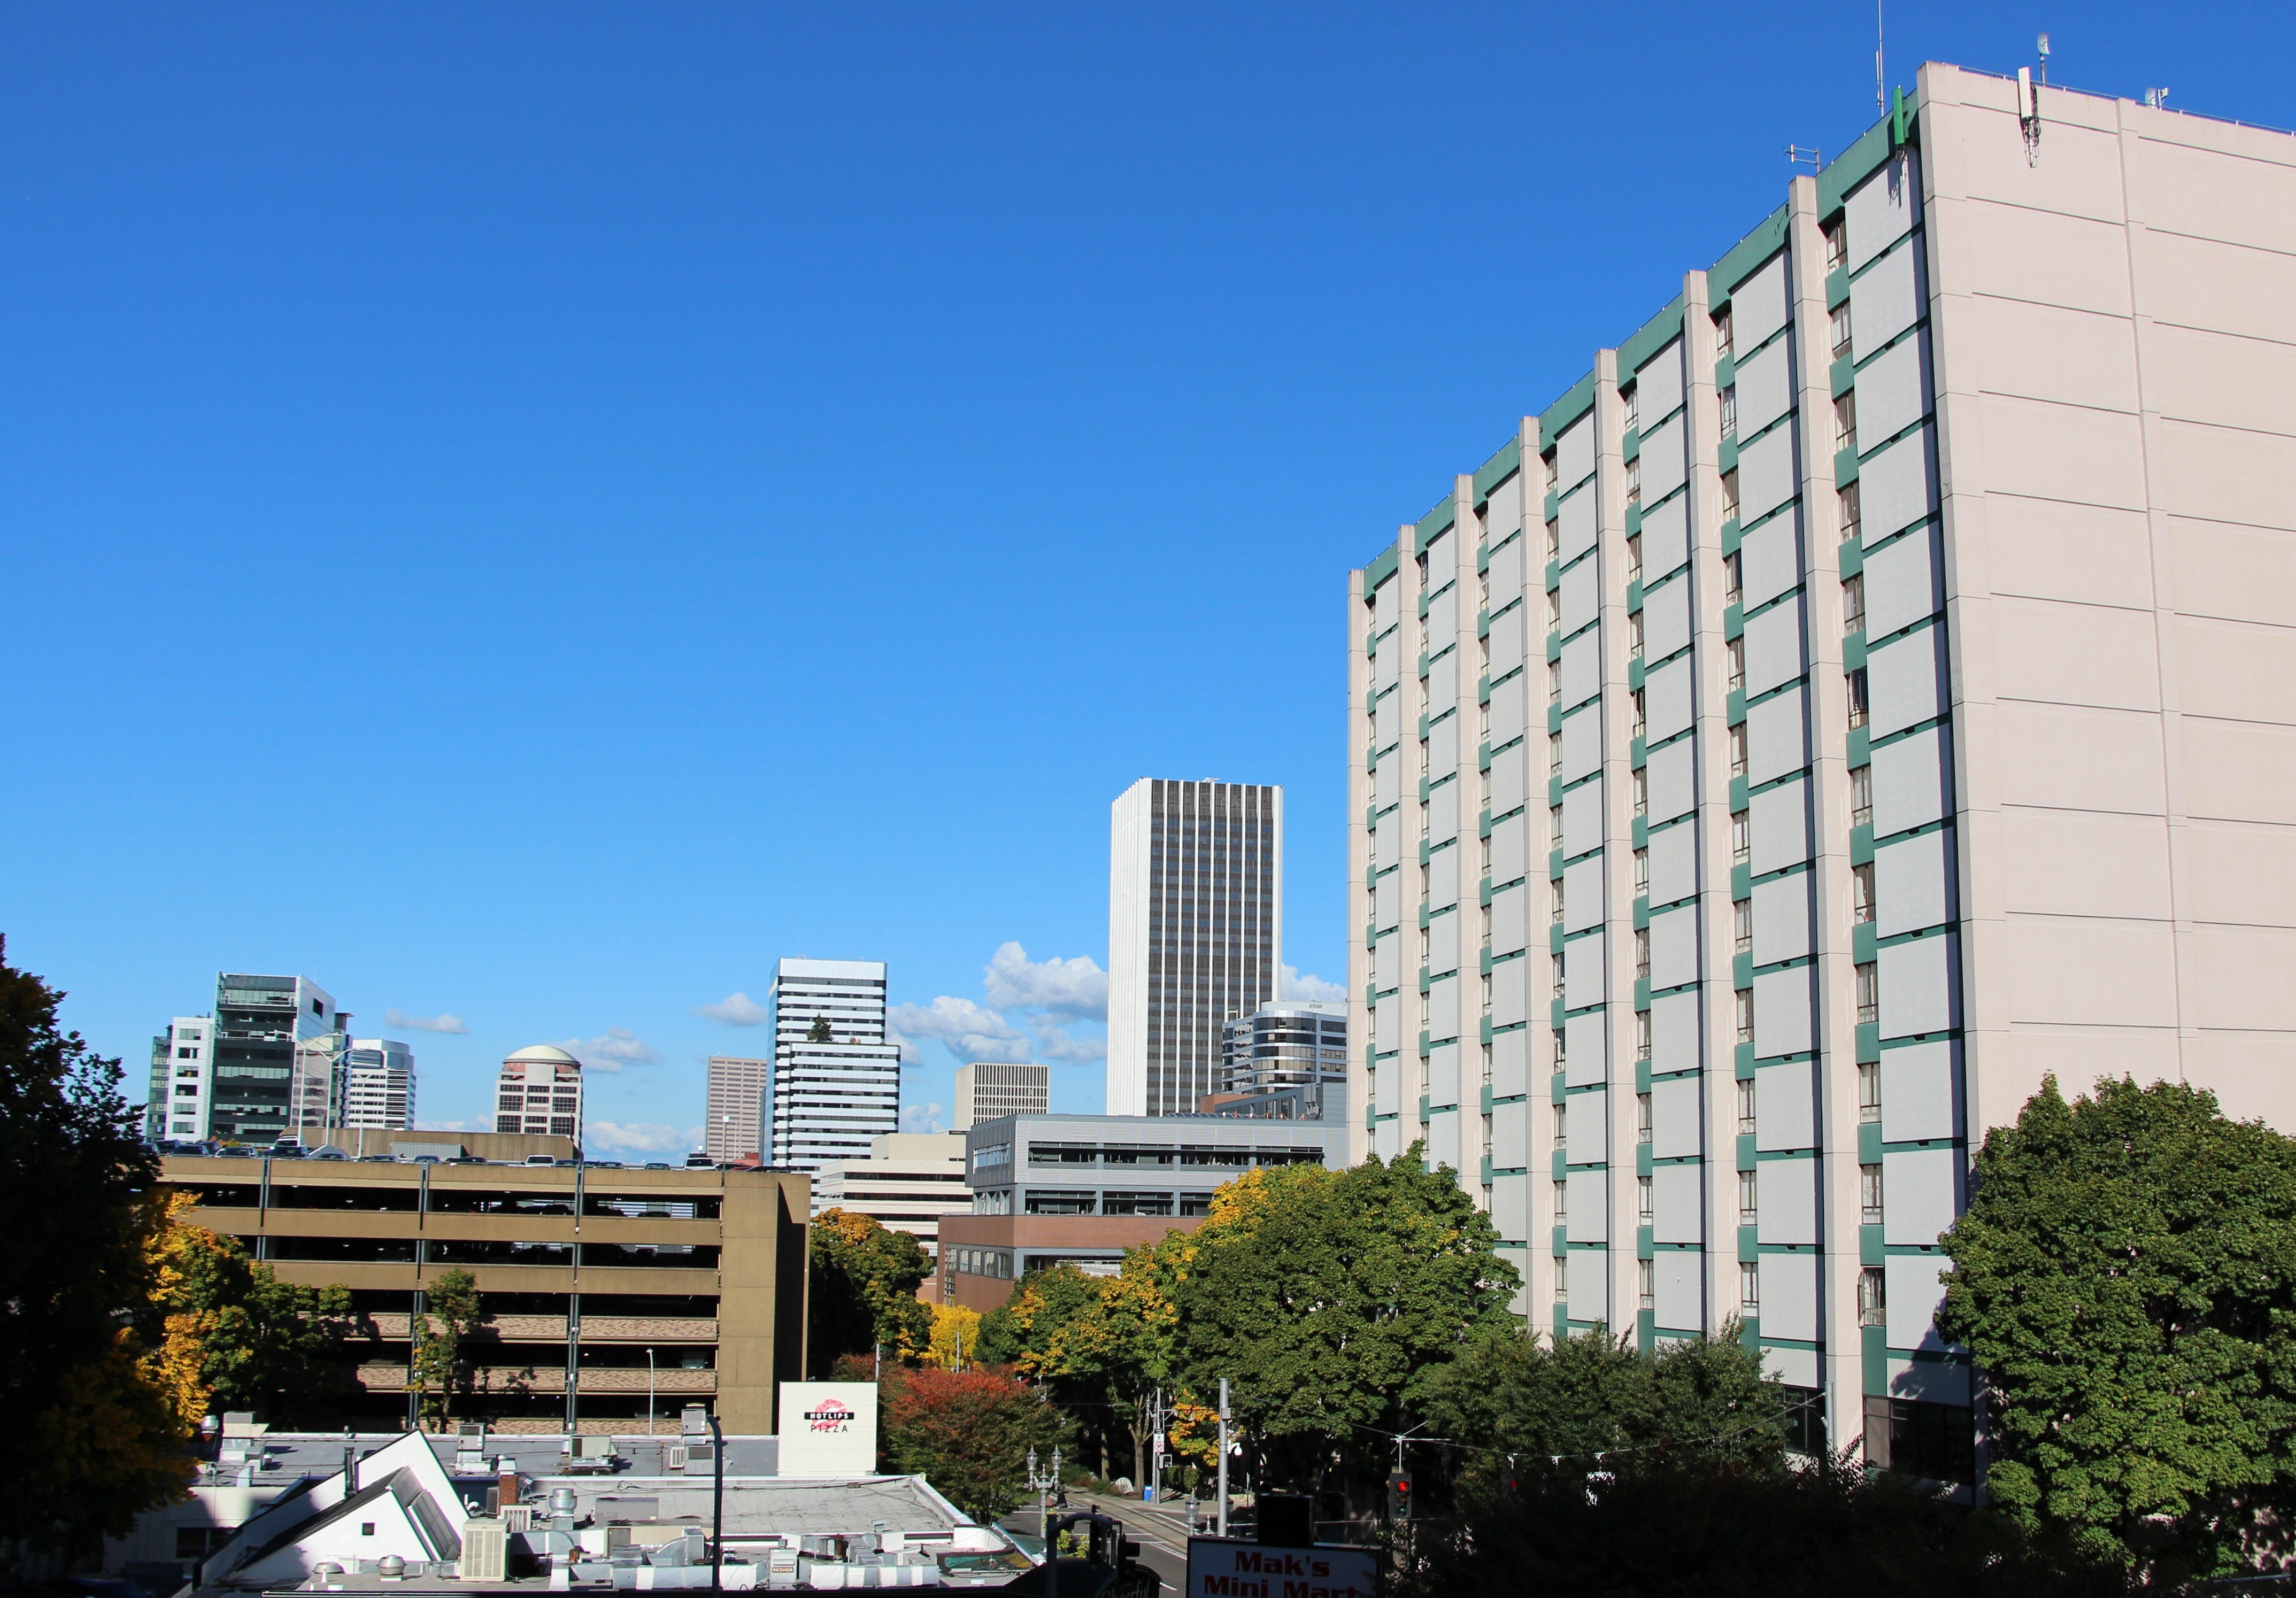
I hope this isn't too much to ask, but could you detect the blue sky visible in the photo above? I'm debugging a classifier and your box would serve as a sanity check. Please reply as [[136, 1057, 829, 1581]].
[[5, 2, 2289, 1156]]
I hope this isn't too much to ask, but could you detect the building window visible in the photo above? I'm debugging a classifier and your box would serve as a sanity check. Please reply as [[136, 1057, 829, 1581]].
[[1843, 574, 1865, 635], [1724, 549, 1742, 605], [1860, 1060, 1882, 1123], [1866, 1398, 1975, 1485], [1634, 848, 1650, 896], [1553, 1028, 1567, 1068], [1635, 929, 1651, 981], [1862, 1163, 1885, 1226], [1824, 218, 1848, 271], [1544, 454, 1559, 493], [1551, 880, 1567, 924], [1715, 307, 1733, 359], [1738, 1169, 1759, 1224], [1546, 518, 1560, 559], [1547, 588, 1561, 629], [1552, 953, 1567, 1001], [1638, 1174, 1654, 1223], [1627, 534, 1643, 583], [1859, 1266, 1887, 1327], [1846, 668, 1869, 729], [1732, 808, 1751, 862], [1839, 481, 1861, 542], [1549, 731, 1563, 776], [1547, 659, 1562, 704], [1831, 301, 1853, 360], [1552, 1101, 1567, 1146], [1853, 862, 1876, 923], [1629, 610, 1645, 659], [1737, 1076, 1757, 1133], [1727, 636, 1746, 691], [1625, 457, 1642, 507], [1632, 769, 1648, 816], [1719, 384, 1737, 437], [1735, 898, 1753, 954], [1850, 765, 1873, 827], [1638, 1257, 1655, 1311], [1835, 392, 1858, 454], [1632, 691, 1647, 739], [1622, 385, 1639, 430], [1736, 990, 1755, 1045], [1857, 962, 1879, 1025], [1636, 1010, 1653, 1060], [1553, 1179, 1567, 1222], [1550, 806, 1565, 846], [1740, 1261, 1760, 1313], [1721, 469, 1740, 524], [1636, 1092, 1653, 1142]]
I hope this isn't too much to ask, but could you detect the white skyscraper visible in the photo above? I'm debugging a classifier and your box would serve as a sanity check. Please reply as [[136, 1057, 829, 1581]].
[[1107, 778, 1284, 1116], [495, 1045, 584, 1140], [770, 958, 899, 1170], [342, 1039, 416, 1130]]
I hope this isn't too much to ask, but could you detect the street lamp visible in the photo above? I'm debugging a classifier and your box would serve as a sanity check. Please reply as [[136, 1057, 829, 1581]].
[[646, 1348, 656, 1436]]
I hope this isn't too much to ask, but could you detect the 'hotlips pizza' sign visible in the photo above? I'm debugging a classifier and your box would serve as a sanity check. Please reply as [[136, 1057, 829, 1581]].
[[777, 1383, 879, 1476]]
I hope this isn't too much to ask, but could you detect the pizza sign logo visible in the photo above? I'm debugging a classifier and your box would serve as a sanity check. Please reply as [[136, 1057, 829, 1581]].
[[805, 1401, 857, 1433]]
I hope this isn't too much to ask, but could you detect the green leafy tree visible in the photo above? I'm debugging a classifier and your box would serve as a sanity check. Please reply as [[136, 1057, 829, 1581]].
[[976, 1263, 1153, 1480], [1938, 1075, 2296, 1580], [807, 1015, 833, 1044], [409, 1268, 487, 1429], [809, 1208, 932, 1375], [880, 1364, 1070, 1520], [1170, 1148, 1519, 1488], [1419, 1322, 1784, 1473], [0, 937, 191, 1556], [150, 1199, 359, 1419]]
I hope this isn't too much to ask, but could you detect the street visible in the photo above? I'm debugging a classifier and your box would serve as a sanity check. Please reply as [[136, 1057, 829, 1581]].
[[1007, 1491, 1209, 1596]]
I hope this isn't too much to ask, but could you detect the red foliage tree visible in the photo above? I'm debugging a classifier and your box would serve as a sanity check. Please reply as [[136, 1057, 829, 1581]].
[[880, 1364, 1069, 1520]]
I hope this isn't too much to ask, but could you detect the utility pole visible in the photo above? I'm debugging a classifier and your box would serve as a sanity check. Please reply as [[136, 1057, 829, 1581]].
[[1216, 1379, 1230, 1538], [1149, 1388, 1164, 1505]]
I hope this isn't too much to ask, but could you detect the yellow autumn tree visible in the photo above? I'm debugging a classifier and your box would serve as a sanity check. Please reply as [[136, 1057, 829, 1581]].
[[924, 1303, 981, 1369]]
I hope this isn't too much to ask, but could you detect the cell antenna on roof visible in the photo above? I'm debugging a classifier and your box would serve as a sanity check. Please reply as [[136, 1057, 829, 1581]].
[[1876, 0, 1885, 112], [2036, 33, 2051, 87]]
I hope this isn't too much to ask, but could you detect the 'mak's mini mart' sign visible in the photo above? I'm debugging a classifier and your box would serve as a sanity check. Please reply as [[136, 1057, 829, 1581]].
[[1184, 1538, 1379, 1598]]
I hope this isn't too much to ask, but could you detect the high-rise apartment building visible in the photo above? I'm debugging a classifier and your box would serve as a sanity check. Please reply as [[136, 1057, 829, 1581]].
[[1349, 65, 2296, 1479], [954, 1061, 1051, 1129], [342, 1039, 416, 1131], [148, 975, 344, 1145], [1107, 778, 1284, 1116], [1220, 1002, 1349, 1106], [495, 1045, 584, 1141], [769, 959, 899, 1171], [705, 1055, 774, 1163]]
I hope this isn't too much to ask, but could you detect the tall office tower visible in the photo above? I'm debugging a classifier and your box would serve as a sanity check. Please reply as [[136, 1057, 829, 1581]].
[[496, 1045, 584, 1139], [149, 1017, 216, 1140], [1221, 1002, 1349, 1105], [954, 1061, 1051, 1130], [1349, 65, 2296, 1481], [1107, 778, 1284, 1116], [342, 1040, 417, 1130], [704, 1055, 774, 1162], [769, 959, 899, 1171], [188, 974, 343, 1145]]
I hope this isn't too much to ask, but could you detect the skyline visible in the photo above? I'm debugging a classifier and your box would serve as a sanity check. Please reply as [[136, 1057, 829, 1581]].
[[7, 4, 2292, 1159]]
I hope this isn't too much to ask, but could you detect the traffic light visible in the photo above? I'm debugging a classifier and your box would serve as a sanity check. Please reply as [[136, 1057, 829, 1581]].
[[1386, 1470, 1413, 1522]]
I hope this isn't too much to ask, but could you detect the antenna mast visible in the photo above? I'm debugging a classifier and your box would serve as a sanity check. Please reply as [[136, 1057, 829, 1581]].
[[1875, 0, 1885, 112]]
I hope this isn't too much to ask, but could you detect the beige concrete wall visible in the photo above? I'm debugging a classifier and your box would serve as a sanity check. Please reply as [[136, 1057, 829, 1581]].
[[1922, 64, 2296, 1133]]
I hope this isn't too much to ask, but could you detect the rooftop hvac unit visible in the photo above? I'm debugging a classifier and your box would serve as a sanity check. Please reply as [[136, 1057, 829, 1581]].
[[499, 1505, 534, 1533], [460, 1521, 508, 1583], [662, 1444, 688, 1470]]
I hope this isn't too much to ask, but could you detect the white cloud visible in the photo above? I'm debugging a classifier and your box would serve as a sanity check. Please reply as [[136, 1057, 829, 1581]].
[[692, 992, 769, 1026], [902, 1103, 947, 1134], [557, 1027, 660, 1072], [384, 1008, 468, 1035], [1027, 1013, 1107, 1063], [1280, 965, 1347, 1004], [887, 996, 1029, 1066], [588, 1121, 701, 1155], [984, 943, 1108, 1021]]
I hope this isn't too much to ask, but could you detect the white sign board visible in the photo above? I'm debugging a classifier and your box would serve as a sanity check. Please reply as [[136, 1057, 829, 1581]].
[[775, 1382, 879, 1476], [1185, 1538, 1378, 1598]]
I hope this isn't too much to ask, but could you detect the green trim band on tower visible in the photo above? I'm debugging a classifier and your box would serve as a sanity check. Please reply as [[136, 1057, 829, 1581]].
[[1539, 370, 1599, 445], [1364, 544, 1401, 588], [1474, 436, 1523, 502], [1617, 296, 1686, 382], [1817, 109, 1905, 219], [1416, 497, 1458, 554], [1709, 206, 1790, 303]]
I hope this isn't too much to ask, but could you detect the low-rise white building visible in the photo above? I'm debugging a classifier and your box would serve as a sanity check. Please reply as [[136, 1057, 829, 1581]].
[[811, 1132, 970, 1257]]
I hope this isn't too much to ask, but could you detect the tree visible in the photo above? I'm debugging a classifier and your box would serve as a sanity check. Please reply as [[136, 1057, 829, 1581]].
[[807, 1015, 833, 1044], [808, 1209, 932, 1375], [1938, 1075, 2296, 1580], [1169, 1149, 1520, 1490], [0, 937, 190, 1555], [976, 1264, 1143, 1478], [410, 1268, 486, 1430], [144, 1192, 360, 1422], [880, 1365, 1070, 1520], [924, 1303, 980, 1369]]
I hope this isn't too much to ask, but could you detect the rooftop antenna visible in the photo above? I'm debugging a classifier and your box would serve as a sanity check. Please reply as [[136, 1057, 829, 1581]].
[[2036, 33, 2050, 86], [1875, 0, 1885, 112], [1785, 144, 1823, 172], [2144, 87, 2170, 109]]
